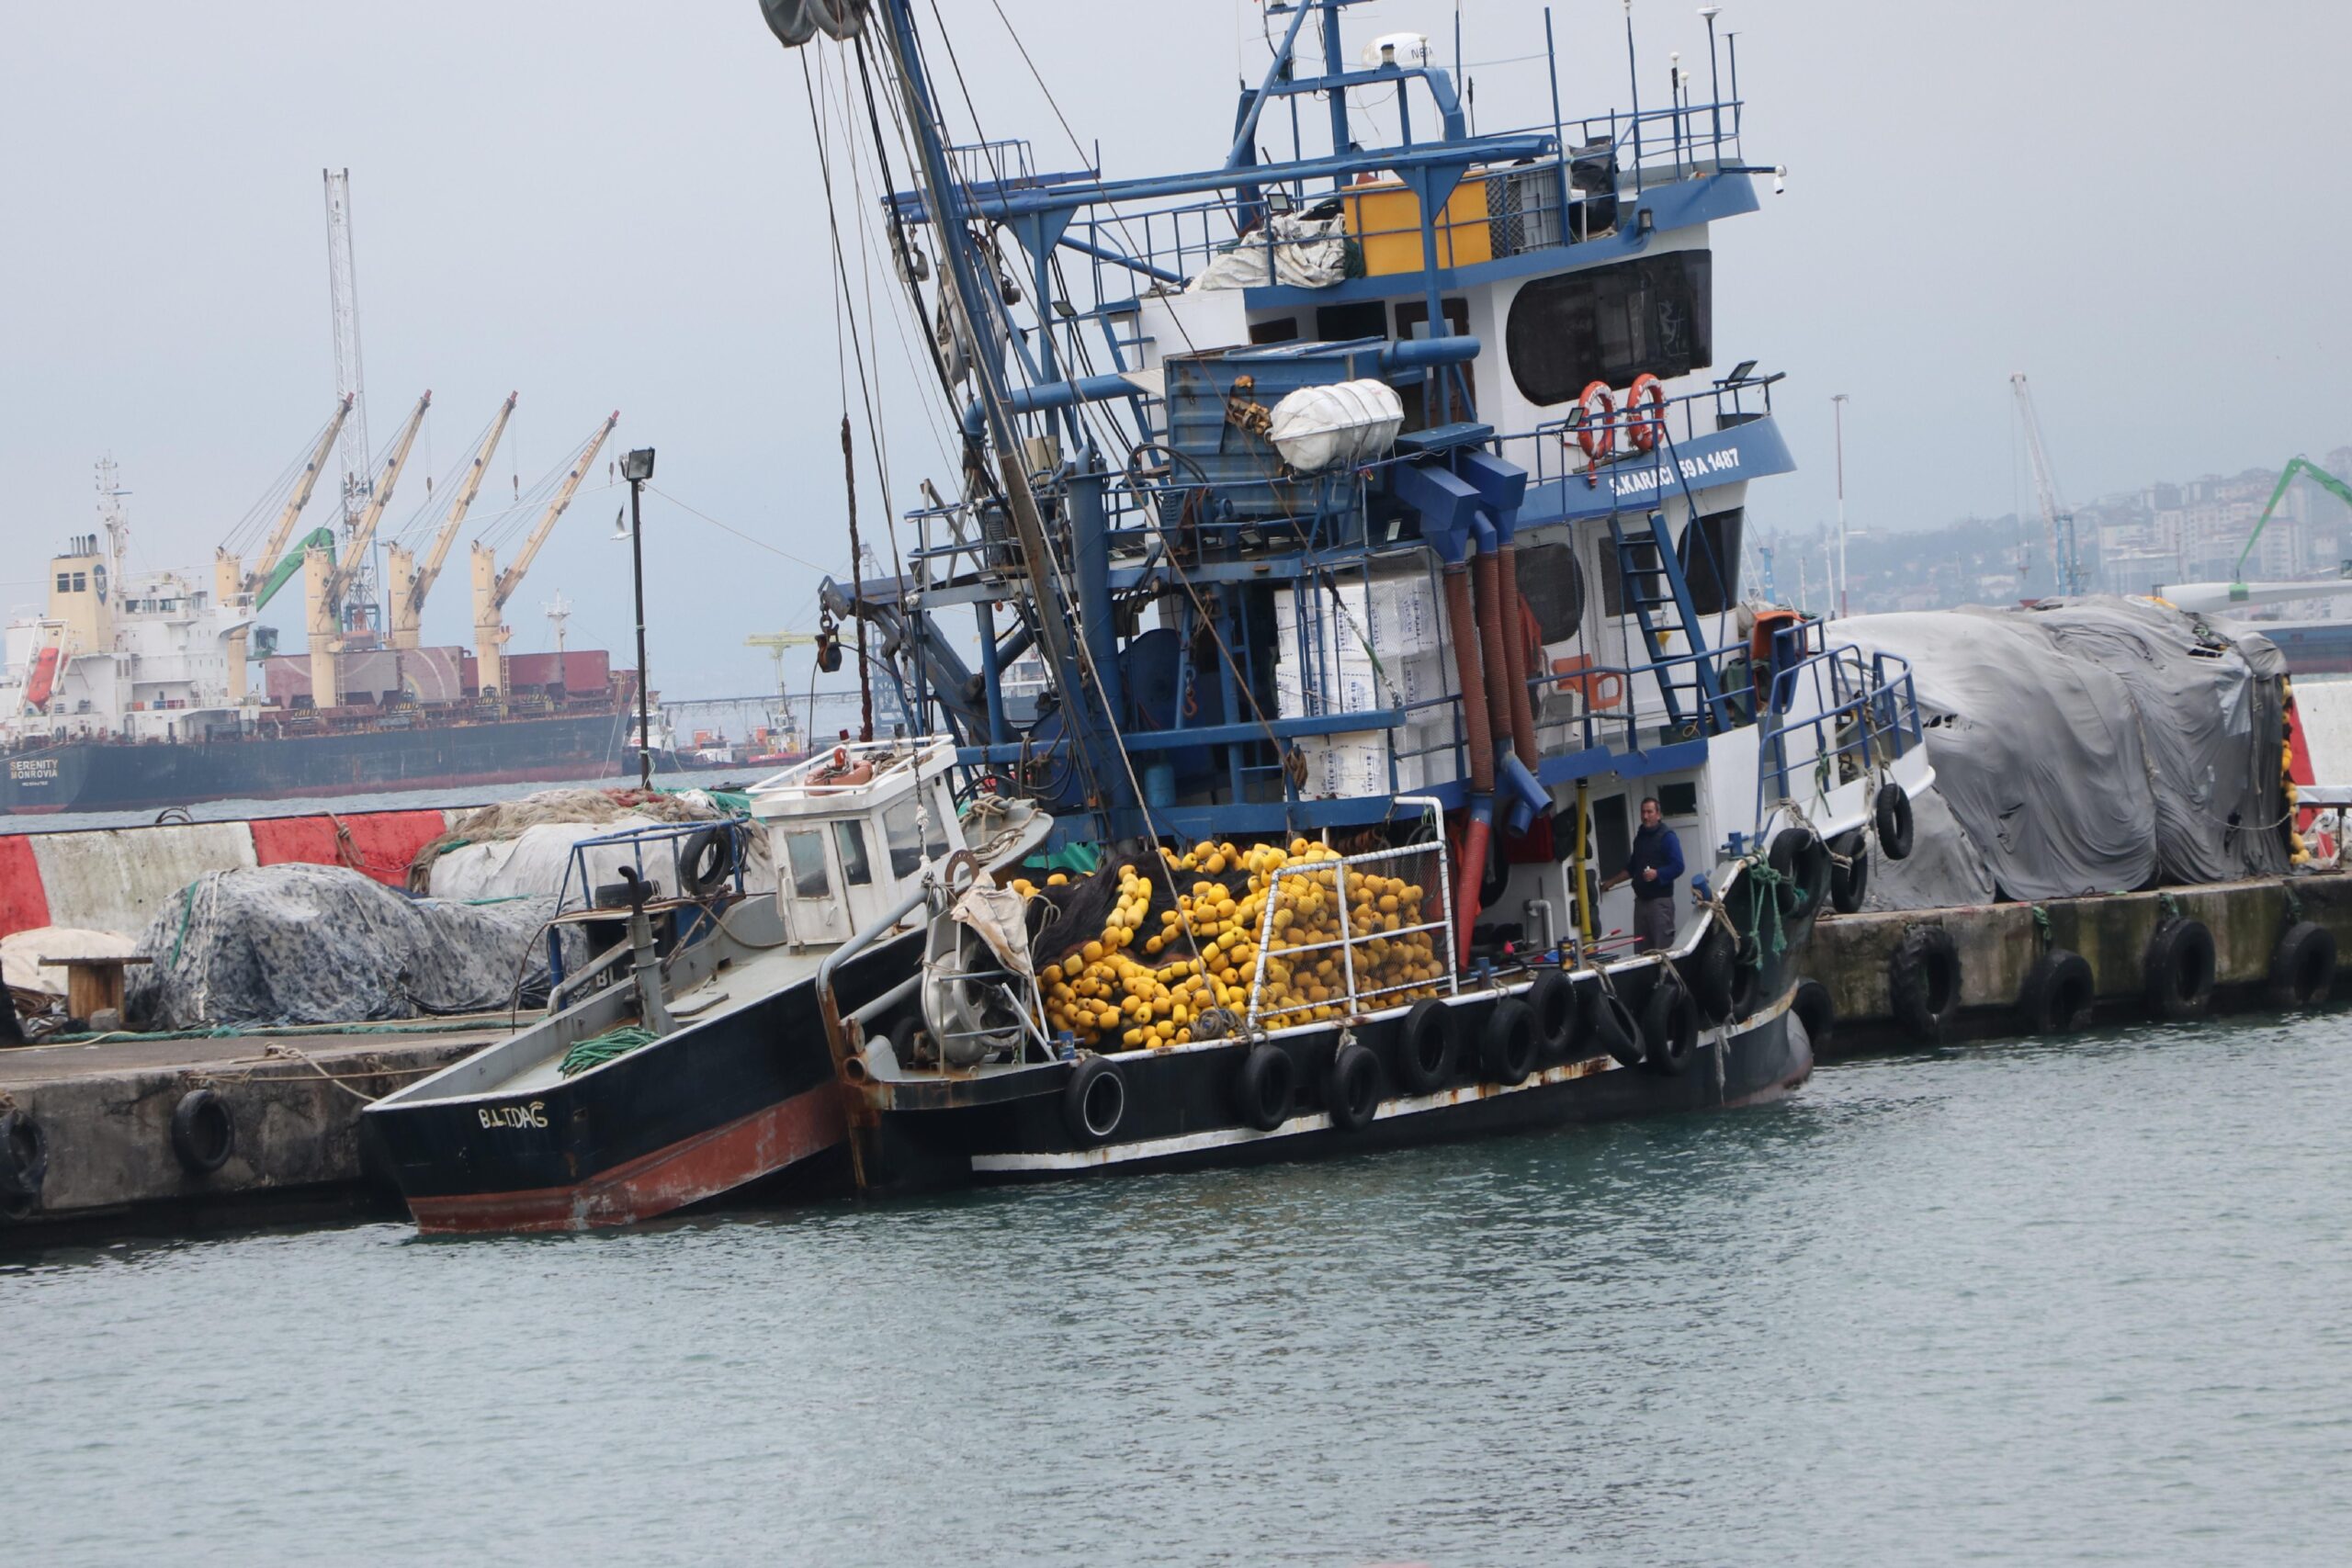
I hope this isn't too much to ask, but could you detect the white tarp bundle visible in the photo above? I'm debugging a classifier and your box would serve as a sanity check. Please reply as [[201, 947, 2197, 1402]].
[[1838, 598, 2291, 904], [1186, 211, 1350, 292], [2, 927, 137, 999], [1267, 379, 1405, 474], [413, 787, 766, 903]]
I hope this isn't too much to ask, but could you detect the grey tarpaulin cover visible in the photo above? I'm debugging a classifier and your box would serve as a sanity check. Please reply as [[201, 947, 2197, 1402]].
[[127, 864, 579, 1031], [1838, 598, 2290, 904]]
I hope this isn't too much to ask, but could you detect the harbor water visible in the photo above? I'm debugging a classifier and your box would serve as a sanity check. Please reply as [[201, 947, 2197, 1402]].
[[9, 1014, 2347, 1565]]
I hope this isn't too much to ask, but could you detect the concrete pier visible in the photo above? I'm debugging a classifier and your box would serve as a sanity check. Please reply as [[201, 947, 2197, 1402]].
[[1806, 874, 2352, 1056], [0, 1021, 509, 1247]]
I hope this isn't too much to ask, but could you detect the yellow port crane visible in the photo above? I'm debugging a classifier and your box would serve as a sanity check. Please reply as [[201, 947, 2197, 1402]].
[[211, 394, 353, 703], [304, 390, 431, 708], [471, 411, 618, 700], [388, 391, 516, 650], [744, 631, 821, 698]]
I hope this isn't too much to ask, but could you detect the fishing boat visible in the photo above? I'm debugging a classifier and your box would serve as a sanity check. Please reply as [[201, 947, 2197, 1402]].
[[359, 738, 1045, 1231], [748, 0, 1935, 1191]]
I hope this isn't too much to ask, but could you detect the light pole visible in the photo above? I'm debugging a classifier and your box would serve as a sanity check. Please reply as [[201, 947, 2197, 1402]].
[[1832, 392, 1849, 619], [621, 446, 656, 790]]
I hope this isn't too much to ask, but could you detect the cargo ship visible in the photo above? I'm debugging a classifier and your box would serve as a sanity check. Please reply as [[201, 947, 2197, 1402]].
[[2, 441, 636, 816]]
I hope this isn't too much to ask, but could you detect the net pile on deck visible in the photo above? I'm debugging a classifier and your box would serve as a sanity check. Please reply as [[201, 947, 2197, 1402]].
[[1022, 840, 1443, 1052]]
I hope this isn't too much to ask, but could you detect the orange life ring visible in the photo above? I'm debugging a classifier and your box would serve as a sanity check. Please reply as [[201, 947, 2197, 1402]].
[[1574, 380, 1616, 459], [1624, 373, 1666, 452]]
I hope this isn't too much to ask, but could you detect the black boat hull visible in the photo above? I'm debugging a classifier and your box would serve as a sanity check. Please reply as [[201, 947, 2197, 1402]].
[[855, 968, 1813, 1193], [1, 707, 631, 816], [363, 931, 917, 1233]]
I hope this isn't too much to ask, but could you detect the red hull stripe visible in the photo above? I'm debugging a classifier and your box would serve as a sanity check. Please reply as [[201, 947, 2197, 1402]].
[[406, 1083, 849, 1235]]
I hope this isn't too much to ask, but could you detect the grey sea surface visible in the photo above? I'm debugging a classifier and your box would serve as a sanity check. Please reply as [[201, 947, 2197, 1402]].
[[8, 771, 756, 835], [8, 1015, 2348, 1566]]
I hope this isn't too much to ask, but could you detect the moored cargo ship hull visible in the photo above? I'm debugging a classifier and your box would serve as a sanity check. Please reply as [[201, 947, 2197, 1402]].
[[0, 707, 630, 815]]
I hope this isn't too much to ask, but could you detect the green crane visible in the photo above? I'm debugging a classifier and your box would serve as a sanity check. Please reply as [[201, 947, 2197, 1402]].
[[2231, 457, 2352, 601], [254, 526, 335, 611]]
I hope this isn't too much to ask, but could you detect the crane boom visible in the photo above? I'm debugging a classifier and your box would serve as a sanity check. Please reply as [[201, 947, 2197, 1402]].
[[410, 392, 516, 614], [2233, 457, 2352, 589], [492, 412, 617, 611], [2010, 373, 2084, 596], [248, 395, 355, 592], [334, 389, 431, 593], [469, 411, 618, 702]]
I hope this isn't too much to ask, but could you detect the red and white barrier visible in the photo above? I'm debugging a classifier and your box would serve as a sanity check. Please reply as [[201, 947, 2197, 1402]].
[[0, 807, 465, 941]]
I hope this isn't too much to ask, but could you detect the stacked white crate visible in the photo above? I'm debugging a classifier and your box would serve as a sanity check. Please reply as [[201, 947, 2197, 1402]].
[[1274, 571, 1460, 797]]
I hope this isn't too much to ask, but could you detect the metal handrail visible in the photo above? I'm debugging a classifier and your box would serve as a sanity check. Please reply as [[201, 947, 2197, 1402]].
[[1245, 833, 1456, 1032]]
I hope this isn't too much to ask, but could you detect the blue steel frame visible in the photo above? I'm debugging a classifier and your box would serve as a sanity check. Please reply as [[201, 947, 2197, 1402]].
[[860, 0, 1880, 849]]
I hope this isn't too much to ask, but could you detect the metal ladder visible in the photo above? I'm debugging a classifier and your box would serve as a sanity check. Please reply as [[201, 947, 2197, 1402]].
[[1608, 510, 1726, 737]]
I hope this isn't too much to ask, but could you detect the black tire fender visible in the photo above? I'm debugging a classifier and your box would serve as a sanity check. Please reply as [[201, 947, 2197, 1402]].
[[1232, 1042, 1296, 1133], [0, 1108, 48, 1203], [1592, 990, 1645, 1068], [2017, 948, 2096, 1035], [1524, 970, 1584, 1061], [1392, 997, 1458, 1094], [1791, 977, 1835, 1056], [1325, 1041, 1382, 1133], [1888, 923, 1962, 1043], [1062, 1055, 1127, 1145], [679, 825, 737, 900], [170, 1089, 235, 1176], [1876, 782, 1915, 862], [1480, 997, 1540, 1086], [2143, 915, 2216, 1021], [1829, 831, 1870, 916], [1676, 920, 1736, 1024], [1769, 828, 1830, 923], [1640, 982, 1698, 1075], [2267, 919, 2336, 1010]]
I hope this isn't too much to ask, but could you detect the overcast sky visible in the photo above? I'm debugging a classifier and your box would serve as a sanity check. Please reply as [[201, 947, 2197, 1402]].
[[5, 2, 2347, 701]]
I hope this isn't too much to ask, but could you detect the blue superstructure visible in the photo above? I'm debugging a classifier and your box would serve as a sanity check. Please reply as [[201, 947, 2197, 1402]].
[[775, 0, 1929, 966]]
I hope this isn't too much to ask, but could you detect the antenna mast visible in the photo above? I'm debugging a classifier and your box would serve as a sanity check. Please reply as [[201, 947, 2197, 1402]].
[[322, 168, 378, 628]]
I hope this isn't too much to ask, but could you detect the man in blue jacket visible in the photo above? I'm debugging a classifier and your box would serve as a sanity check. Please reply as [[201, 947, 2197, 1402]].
[[1607, 795, 1685, 953]]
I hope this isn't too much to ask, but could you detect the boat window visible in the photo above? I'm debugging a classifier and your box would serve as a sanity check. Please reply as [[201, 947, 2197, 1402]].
[[1503, 251, 1713, 406], [1250, 316, 1300, 344], [834, 819, 874, 886], [881, 795, 926, 880], [1391, 297, 1475, 429], [55, 572, 71, 593], [1314, 300, 1388, 343], [784, 830, 831, 899], [1677, 507, 1742, 616], [1657, 781, 1700, 818], [72, 572, 87, 593], [1517, 541, 1585, 643]]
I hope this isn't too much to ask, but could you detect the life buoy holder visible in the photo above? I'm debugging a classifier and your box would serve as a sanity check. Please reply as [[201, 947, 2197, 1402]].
[[1573, 380, 1617, 459], [1624, 373, 1667, 452]]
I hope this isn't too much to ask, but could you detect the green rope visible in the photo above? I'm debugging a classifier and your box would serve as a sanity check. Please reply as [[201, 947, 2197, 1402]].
[[2285, 882, 2305, 924], [2031, 904, 2052, 951], [2160, 891, 2183, 921], [560, 1024, 659, 1077], [1741, 858, 1790, 962], [169, 884, 197, 969]]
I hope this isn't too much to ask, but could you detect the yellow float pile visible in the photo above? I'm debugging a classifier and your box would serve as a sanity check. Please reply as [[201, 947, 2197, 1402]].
[[1017, 839, 1447, 1052]]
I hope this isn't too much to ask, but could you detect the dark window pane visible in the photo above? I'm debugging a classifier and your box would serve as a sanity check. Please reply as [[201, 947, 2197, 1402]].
[[1677, 508, 1743, 616], [786, 831, 831, 899], [1504, 251, 1714, 406], [1314, 300, 1388, 343], [1516, 541, 1586, 643], [1249, 317, 1299, 344], [834, 820, 873, 886]]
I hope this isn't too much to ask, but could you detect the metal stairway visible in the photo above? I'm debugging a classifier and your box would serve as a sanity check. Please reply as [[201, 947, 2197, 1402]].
[[1608, 510, 1727, 738]]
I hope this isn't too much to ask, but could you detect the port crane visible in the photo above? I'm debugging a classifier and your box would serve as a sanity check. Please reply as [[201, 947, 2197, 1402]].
[[2012, 373, 2086, 596], [2157, 457, 2352, 613], [302, 390, 430, 708], [211, 394, 354, 703], [470, 412, 617, 699], [387, 392, 516, 650], [744, 632, 822, 699]]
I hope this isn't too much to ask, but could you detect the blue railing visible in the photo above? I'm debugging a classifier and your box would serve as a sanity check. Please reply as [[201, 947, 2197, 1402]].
[[1754, 641, 1925, 831], [541, 817, 752, 989]]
